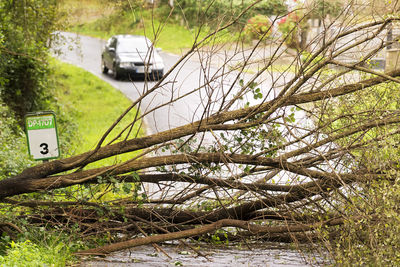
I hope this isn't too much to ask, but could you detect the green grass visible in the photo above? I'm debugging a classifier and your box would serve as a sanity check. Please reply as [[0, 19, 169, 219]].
[[51, 59, 143, 168], [71, 12, 205, 54], [62, 0, 200, 53], [60, 0, 115, 25], [64, 0, 240, 54]]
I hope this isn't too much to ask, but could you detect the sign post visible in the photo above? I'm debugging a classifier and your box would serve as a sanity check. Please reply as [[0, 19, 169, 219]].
[[25, 111, 60, 161]]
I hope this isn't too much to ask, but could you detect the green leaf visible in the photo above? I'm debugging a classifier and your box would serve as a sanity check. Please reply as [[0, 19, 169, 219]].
[[131, 172, 140, 182]]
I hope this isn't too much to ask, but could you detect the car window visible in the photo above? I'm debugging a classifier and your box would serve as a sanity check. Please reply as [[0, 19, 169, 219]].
[[106, 38, 113, 47], [110, 38, 117, 49], [117, 38, 152, 53]]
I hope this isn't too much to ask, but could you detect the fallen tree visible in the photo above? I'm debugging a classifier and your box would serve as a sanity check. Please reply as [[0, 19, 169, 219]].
[[2, 0, 400, 263]]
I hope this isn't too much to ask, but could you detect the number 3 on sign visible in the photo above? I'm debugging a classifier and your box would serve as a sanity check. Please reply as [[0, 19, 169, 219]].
[[40, 143, 49, 155], [25, 111, 60, 161]]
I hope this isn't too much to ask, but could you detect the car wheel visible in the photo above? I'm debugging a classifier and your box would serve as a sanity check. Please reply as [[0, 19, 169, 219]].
[[127, 73, 136, 81], [101, 60, 108, 74], [152, 70, 164, 81], [113, 64, 121, 80]]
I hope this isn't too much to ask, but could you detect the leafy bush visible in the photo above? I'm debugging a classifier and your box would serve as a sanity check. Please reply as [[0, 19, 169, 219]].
[[0, 101, 33, 179], [252, 0, 287, 16], [244, 15, 272, 41], [277, 11, 309, 50], [175, 0, 237, 27], [0, 240, 73, 267], [0, 0, 62, 122], [157, 0, 286, 29]]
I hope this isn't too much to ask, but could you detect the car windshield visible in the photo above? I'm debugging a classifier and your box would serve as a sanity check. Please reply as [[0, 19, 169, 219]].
[[117, 38, 151, 53]]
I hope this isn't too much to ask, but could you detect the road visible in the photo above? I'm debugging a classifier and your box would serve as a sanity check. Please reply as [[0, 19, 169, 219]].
[[54, 32, 245, 134]]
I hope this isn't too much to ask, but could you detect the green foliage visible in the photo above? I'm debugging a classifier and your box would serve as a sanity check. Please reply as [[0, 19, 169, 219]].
[[251, 0, 287, 16], [0, 216, 85, 267], [0, 240, 73, 267], [318, 80, 400, 149], [0, 0, 63, 121], [161, 0, 237, 27], [309, 0, 342, 20], [244, 15, 272, 41], [158, 0, 287, 29], [71, 8, 209, 53], [68, 0, 287, 53], [321, 179, 400, 266], [0, 102, 33, 179], [314, 77, 400, 265], [211, 229, 229, 245]]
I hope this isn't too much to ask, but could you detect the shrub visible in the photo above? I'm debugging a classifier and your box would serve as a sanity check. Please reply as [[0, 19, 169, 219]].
[[252, 0, 287, 16], [0, 101, 33, 179], [0, 240, 72, 267], [0, 0, 62, 122], [244, 15, 272, 41], [157, 0, 287, 29], [277, 11, 309, 50]]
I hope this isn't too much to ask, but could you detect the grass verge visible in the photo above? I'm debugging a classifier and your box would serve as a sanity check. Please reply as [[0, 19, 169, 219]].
[[51, 59, 143, 168], [0, 59, 144, 266]]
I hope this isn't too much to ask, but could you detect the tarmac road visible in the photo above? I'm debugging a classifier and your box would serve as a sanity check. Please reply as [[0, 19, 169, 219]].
[[53, 32, 245, 135]]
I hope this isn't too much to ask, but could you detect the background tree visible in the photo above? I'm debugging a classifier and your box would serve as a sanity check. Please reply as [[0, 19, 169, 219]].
[[0, 0, 62, 122]]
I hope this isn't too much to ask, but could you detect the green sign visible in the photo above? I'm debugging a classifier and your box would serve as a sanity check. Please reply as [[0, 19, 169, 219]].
[[26, 115, 55, 130], [25, 111, 60, 161]]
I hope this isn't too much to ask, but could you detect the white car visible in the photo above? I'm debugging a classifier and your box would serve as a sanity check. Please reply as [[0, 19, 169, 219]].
[[101, 35, 164, 80]]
